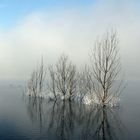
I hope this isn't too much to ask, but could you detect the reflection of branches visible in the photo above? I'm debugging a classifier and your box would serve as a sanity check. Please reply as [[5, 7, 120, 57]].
[[46, 101, 125, 140], [47, 101, 75, 140], [26, 98, 126, 140], [26, 96, 44, 129], [80, 107, 125, 140]]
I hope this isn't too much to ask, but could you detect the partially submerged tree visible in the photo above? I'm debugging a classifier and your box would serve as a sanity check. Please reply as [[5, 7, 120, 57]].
[[77, 66, 95, 102], [48, 65, 57, 100], [27, 58, 46, 97], [90, 31, 124, 106], [55, 54, 77, 101]]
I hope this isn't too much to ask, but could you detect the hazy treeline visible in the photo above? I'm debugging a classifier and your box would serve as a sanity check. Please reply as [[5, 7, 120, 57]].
[[27, 31, 125, 106]]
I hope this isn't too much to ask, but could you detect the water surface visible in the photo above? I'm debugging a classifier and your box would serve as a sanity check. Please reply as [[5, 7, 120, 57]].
[[0, 81, 140, 140]]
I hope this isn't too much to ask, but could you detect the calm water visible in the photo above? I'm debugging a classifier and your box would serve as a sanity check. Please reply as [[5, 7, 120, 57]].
[[0, 81, 140, 140]]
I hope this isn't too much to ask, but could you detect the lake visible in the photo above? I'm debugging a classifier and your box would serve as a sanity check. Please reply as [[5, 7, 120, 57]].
[[0, 81, 140, 140]]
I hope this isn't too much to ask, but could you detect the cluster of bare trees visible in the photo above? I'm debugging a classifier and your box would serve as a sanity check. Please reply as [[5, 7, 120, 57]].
[[27, 54, 77, 101], [27, 31, 125, 106]]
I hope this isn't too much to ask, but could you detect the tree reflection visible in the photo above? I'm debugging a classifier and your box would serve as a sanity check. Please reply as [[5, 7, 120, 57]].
[[46, 101, 75, 140], [80, 106, 125, 140], [26, 96, 44, 129], [26, 98, 125, 140]]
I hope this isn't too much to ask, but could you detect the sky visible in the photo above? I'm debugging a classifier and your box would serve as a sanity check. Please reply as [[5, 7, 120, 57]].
[[0, 0, 140, 80]]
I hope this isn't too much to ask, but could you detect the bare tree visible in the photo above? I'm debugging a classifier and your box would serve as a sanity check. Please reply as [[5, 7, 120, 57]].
[[67, 64, 77, 101], [77, 66, 94, 101], [27, 58, 46, 97], [27, 70, 38, 97], [48, 65, 57, 100], [38, 58, 46, 93], [90, 31, 124, 106], [55, 54, 77, 101]]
